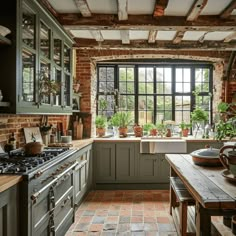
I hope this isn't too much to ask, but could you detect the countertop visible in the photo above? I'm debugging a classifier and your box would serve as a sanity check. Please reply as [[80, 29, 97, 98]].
[[0, 175, 22, 193]]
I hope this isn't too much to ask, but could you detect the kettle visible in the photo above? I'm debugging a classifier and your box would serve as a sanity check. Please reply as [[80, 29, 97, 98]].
[[219, 145, 236, 170]]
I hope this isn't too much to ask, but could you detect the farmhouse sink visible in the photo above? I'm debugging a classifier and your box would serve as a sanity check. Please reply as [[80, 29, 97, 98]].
[[140, 139, 187, 154]]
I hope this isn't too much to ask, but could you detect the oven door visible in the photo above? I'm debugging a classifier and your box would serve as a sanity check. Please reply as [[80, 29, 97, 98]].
[[31, 163, 76, 236]]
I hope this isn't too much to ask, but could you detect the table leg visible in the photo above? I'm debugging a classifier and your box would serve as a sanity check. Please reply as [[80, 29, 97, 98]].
[[195, 202, 211, 236]]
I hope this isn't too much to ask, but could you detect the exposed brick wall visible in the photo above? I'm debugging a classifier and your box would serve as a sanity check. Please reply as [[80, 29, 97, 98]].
[[0, 115, 69, 149], [76, 49, 232, 137]]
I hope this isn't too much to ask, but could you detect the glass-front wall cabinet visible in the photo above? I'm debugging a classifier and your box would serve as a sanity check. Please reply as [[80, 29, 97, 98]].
[[19, 0, 73, 114]]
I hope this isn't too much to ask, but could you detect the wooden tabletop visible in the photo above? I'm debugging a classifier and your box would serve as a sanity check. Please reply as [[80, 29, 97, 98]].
[[0, 175, 22, 193], [165, 154, 236, 209]]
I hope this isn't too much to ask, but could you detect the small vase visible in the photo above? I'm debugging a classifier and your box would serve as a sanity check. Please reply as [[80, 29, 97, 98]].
[[42, 133, 49, 146]]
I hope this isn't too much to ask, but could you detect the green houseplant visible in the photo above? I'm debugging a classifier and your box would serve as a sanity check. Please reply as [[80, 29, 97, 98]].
[[109, 113, 120, 137], [215, 102, 236, 140], [191, 107, 208, 138], [143, 123, 156, 136], [179, 121, 192, 137], [95, 115, 107, 137], [116, 111, 133, 137]]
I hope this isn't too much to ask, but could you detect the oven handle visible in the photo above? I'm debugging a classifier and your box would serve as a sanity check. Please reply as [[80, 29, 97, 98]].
[[31, 161, 78, 201]]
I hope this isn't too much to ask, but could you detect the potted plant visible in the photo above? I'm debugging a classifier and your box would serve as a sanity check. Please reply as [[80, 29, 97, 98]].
[[179, 121, 192, 137], [156, 123, 166, 137], [116, 111, 133, 137], [95, 115, 107, 137], [143, 123, 156, 136], [215, 102, 236, 140], [109, 113, 120, 137], [191, 107, 208, 138]]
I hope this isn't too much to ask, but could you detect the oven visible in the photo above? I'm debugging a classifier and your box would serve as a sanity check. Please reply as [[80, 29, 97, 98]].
[[0, 147, 79, 236]]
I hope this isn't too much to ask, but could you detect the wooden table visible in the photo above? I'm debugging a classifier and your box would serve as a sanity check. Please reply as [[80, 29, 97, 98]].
[[165, 154, 236, 236]]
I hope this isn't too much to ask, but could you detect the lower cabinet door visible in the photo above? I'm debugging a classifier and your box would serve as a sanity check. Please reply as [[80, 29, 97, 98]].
[[138, 154, 159, 182], [94, 143, 116, 183], [0, 185, 19, 236], [116, 143, 136, 181], [157, 155, 170, 183]]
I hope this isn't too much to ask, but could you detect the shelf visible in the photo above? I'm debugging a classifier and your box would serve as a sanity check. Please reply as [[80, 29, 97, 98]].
[[0, 101, 10, 107], [0, 35, 11, 45]]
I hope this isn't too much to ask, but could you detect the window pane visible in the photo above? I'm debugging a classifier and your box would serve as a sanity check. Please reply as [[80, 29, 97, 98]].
[[147, 96, 154, 110], [164, 83, 171, 94], [127, 68, 134, 81], [147, 83, 154, 94], [127, 82, 134, 94], [156, 83, 164, 93], [139, 83, 146, 93]]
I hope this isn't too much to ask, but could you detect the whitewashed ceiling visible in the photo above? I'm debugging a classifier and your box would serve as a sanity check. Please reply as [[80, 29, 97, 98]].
[[44, 0, 236, 50]]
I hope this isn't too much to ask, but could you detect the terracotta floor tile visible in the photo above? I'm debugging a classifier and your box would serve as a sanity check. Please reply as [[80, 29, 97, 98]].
[[132, 210, 143, 216], [79, 216, 93, 223], [89, 224, 104, 232], [131, 216, 143, 223], [106, 216, 119, 223], [156, 217, 171, 223], [144, 217, 156, 223], [120, 210, 132, 216]]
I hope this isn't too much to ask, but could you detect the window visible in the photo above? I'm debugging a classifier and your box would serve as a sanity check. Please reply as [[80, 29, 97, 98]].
[[97, 63, 212, 125]]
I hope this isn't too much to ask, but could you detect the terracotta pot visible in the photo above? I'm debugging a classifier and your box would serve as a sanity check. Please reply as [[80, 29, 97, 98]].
[[24, 142, 44, 156], [96, 128, 105, 137], [133, 125, 143, 137], [182, 128, 189, 137], [119, 127, 128, 137], [166, 128, 171, 137], [149, 129, 157, 136]]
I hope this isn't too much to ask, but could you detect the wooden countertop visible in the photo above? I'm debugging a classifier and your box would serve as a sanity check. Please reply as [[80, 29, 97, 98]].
[[71, 138, 94, 149], [0, 175, 22, 193]]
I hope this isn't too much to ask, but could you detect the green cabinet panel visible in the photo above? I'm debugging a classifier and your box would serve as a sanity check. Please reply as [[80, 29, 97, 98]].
[[157, 154, 170, 183], [116, 143, 136, 181], [94, 143, 116, 183], [0, 0, 73, 114], [74, 144, 92, 206], [0, 185, 19, 236], [138, 154, 157, 181]]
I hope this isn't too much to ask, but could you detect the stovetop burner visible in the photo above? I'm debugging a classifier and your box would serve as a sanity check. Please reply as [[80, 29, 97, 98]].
[[0, 147, 70, 174]]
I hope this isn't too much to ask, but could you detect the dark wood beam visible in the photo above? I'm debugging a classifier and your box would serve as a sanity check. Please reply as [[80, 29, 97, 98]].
[[186, 0, 208, 21], [118, 0, 128, 20], [74, 38, 236, 50], [220, 0, 236, 19], [73, 0, 91, 17], [38, 0, 58, 18], [173, 31, 185, 44], [60, 14, 236, 31], [153, 0, 169, 17], [148, 30, 158, 43], [224, 51, 236, 80], [224, 32, 236, 42]]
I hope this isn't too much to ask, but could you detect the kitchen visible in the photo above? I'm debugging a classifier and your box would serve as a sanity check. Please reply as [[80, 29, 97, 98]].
[[0, 0, 236, 235]]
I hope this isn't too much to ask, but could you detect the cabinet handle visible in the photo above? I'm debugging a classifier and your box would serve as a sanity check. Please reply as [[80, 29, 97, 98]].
[[61, 196, 71, 208]]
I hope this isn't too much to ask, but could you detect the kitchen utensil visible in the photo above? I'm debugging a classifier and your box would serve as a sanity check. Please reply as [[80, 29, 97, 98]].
[[190, 146, 221, 166], [24, 142, 44, 155], [219, 145, 236, 177]]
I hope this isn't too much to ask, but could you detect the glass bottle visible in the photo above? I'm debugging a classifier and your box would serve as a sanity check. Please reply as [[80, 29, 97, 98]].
[[9, 132, 16, 149]]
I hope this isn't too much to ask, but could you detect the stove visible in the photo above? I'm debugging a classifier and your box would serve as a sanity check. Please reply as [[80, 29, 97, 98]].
[[0, 147, 73, 177]]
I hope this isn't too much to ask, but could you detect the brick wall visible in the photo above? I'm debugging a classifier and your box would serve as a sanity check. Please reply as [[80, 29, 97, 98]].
[[0, 115, 69, 149], [75, 49, 232, 137]]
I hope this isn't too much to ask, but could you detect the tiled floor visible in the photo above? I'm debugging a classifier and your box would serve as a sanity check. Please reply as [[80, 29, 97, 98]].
[[65, 190, 234, 236]]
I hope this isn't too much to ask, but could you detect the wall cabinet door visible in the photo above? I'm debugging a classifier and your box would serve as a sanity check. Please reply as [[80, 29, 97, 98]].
[[116, 143, 136, 181], [94, 143, 115, 183], [0, 0, 73, 114], [0, 185, 19, 236]]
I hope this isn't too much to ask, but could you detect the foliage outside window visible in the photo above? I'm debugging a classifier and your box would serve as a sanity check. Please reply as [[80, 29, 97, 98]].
[[97, 63, 212, 128]]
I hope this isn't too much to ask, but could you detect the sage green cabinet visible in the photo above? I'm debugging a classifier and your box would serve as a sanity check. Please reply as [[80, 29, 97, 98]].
[[0, 0, 73, 114], [74, 144, 92, 206], [116, 143, 136, 181], [94, 143, 116, 183], [138, 153, 169, 183], [0, 185, 19, 236]]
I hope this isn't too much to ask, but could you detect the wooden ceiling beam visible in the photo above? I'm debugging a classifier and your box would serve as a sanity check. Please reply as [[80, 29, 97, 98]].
[[148, 30, 158, 43], [186, 0, 208, 21], [60, 14, 236, 31], [223, 32, 236, 42], [120, 30, 130, 44], [117, 0, 128, 21], [90, 30, 104, 41], [173, 31, 185, 44], [220, 0, 236, 19], [38, 0, 58, 18], [73, 0, 91, 17], [153, 0, 169, 17], [74, 38, 236, 50]]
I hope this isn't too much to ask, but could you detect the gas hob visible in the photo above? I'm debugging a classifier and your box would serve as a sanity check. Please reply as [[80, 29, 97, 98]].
[[0, 147, 72, 175]]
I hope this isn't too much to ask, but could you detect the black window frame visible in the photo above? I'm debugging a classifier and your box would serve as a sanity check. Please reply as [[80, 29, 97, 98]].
[[96, 63, 213, 125]]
